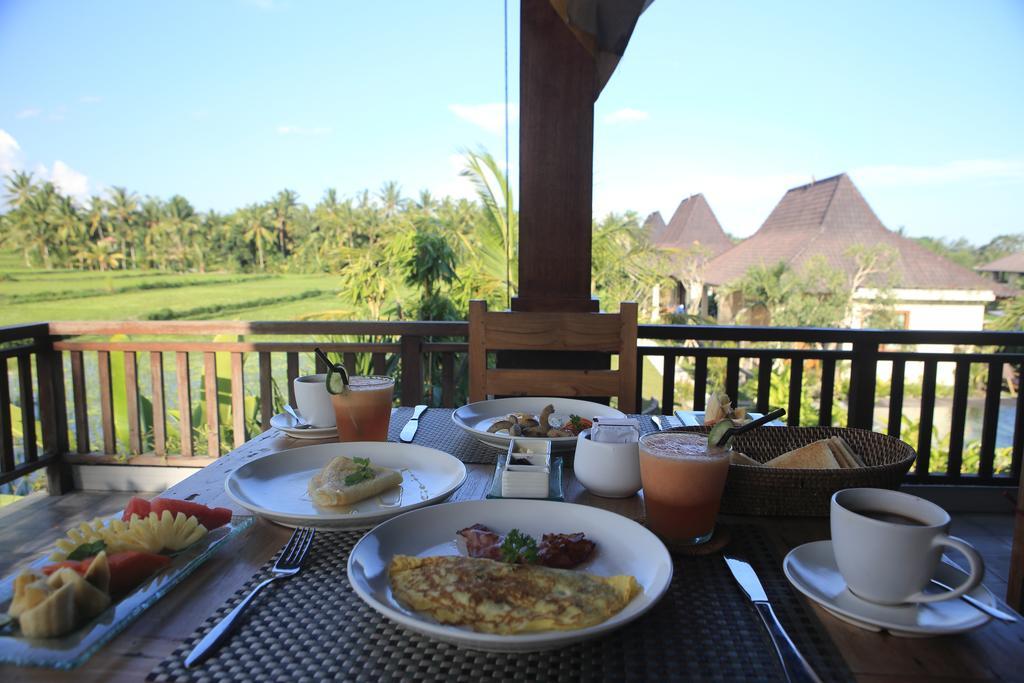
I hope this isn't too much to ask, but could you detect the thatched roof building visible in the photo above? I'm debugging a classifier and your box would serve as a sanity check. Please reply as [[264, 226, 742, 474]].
[[648, 193, 733, 258]]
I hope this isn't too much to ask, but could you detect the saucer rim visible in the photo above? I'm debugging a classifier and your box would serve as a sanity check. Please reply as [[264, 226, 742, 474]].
[[783, 539, 993, 636], [269, 411, 337, 435]]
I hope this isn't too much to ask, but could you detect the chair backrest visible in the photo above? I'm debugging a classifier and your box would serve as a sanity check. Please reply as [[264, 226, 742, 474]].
[[468, 300, 638, 413]]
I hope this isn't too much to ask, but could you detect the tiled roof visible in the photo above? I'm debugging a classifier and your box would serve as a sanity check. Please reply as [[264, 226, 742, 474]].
[[650, 194, 733, 258], [643, 211, 667, 242], [977, 252, 1024, 274], [704, 174, 1006, 293]]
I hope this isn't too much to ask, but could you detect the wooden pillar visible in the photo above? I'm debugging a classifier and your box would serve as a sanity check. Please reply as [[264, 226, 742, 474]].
[[513, 0, 597, 313]]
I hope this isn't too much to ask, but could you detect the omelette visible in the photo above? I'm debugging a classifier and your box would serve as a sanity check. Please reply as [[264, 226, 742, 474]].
[[388, 555, 640, 634], [308, 455, 402, 506]]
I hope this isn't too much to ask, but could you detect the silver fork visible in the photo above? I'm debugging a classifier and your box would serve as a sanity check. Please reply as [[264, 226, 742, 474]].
[[185, 527, 315, 667]]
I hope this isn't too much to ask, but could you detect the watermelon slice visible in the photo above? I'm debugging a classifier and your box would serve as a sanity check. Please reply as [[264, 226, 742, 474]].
[[122, 496, 152, 521], [150, 498, 232, 531], [43, 551, 173, 596]]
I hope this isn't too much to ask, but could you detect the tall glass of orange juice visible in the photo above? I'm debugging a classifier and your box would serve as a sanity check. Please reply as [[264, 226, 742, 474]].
[[638, 431, 731, 545], [330, 376, 395, 442]]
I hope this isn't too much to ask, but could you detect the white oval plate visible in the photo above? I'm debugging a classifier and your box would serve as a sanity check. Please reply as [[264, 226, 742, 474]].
[[270, 412, 338, 440], [784, 540, 994, 636], [347, 499, 673, 651], [452, 397, 626, 452], [224, 442, 467, 529]]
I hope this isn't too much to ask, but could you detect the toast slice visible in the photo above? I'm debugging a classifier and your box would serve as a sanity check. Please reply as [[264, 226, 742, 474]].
[[308, 455, 403, 507], [764, 440, 840, 469], [829, 435, 864, 468], [729, 451, 763, 467]]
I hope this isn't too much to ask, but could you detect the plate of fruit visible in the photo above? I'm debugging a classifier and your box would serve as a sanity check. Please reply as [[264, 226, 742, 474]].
[[0, 496, 252, 669]]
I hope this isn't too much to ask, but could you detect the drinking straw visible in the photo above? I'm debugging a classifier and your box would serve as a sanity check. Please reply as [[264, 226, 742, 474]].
[[713, 408, 787, 447]]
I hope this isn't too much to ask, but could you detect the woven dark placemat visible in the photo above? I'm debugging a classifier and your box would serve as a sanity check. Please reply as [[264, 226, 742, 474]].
[[389, 407, 505, 464], [148, 524, 852, 682]]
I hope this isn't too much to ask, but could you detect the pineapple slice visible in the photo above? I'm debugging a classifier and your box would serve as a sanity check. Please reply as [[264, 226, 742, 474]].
[[8, 571, 52, 618], [50, 512, 208, 560], [19, 582, 76, 639], [83, 551, 110, 593], [126, 511, 207, 552], [47, 568, 110, 620]]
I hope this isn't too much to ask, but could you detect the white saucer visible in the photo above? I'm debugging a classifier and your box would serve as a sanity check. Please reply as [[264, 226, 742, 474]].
[[270, 412, 337, 439], [783, 540, 995, 637]]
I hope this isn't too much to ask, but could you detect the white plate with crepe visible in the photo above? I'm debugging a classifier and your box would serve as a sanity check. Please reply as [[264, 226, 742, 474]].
[[347, 499, 673, 652], [453, 397, 625, 452], [224, 442, 467, 529]]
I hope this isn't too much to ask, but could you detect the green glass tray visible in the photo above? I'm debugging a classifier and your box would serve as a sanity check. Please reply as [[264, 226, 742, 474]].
[[0, 514, 255, 669], [486, 456, 565, 501]]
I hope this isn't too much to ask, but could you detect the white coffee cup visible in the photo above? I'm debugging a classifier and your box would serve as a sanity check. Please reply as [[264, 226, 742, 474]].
[[574, 430, 642, 498], [292, 374, 335, 428], [831, 488, 984, 605]]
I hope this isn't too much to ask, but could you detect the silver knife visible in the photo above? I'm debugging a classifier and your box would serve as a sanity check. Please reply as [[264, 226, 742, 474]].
[[724, 556, 822, 683], [399, 405, 427, 442]]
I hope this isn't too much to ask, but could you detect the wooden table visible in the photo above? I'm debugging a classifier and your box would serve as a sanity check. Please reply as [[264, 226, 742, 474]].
[[3, 428, 1023, 681]]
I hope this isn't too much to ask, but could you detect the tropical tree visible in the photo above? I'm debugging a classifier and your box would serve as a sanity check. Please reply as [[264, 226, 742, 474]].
[[237, 205, 275, 271], [269, 189, 298, 257], [106, 186, 139, 268], [458, 148, 518, 308]]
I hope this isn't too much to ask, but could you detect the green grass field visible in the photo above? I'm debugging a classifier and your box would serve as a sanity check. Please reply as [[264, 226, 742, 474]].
[[0, 253, 344, 324]]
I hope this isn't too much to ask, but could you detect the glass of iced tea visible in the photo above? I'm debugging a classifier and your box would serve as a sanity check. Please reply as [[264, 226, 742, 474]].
[[638, 431, 731, 546], [330, 375, 395, 442]]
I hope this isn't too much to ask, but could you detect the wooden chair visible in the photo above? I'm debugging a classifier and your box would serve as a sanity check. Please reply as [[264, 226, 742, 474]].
[[468, 300, 638, 413]]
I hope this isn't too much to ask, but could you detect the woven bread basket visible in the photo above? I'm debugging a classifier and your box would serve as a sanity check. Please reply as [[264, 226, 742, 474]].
[[662, 426, 916, 517]]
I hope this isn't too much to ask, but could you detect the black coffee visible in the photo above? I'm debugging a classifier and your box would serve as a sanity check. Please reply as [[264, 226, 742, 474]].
[[856, 509, 927, 526]]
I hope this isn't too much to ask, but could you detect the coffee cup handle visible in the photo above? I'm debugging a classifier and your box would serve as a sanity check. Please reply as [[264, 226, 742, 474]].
[[907, 535, 985, 604]]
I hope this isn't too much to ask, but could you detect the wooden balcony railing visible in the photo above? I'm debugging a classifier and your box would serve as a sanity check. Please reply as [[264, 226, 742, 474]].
[[1, 321, 1022, 496]]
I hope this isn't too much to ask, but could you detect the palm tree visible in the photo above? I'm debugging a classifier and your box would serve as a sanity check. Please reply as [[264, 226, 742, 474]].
[[53, 195, 84, 267], [459, 149, 518, 306], [270, 189, 298, 258], [161, 195, 197, 271], [106, 186, 139, 268], [238, 205, 275, 271], [4, 171, 37, 209], [378, 181, 404, 219], [84, 195, 107, 240]]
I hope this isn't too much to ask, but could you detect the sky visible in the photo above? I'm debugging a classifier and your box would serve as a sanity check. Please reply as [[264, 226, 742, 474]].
[[1, 0, 1022, 242]]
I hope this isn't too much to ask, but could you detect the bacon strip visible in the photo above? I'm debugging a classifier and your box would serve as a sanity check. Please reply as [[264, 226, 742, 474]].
[[456, 524, 596, 568]]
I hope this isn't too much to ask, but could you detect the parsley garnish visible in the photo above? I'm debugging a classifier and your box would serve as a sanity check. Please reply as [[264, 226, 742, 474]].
[[569, 414, 585, 431], [67, 540, 106, 561], [344, 457, 376, 486], [500, 528, 539, 564]]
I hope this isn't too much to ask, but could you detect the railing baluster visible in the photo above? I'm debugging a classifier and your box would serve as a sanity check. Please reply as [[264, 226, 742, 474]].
[[287, 352, 299, 407], [725, 355, 740, 404], [916, 360, 938, 479], [661, 352, 676, 414], [17, 355, 37, 462], [204, 352, 220, 457], [819, 357, 835, 426], [372, 352, 386, 375], [756, 356, 772, 413], [887, 360, 905, 438], [400, 335, 422, 407], [946, 360, 970, 478], [1012, 382, 1024, 483], [176, 352, 193, 457], [441, 353, 455, 408], [788, 358, 803, 426], [150, 352, 166, 457], [125, 351, 142, 455], [259, 352, 273, 431], [231, 352, 246, 447], [70, 350, 90, 453], [978, 361, 1002, 481], [693, 355, 708, 411], [0, 361, 14, 474], [315, 353, 328, 374], [97, 351, 116, 455], [343, 353, 356, 375]]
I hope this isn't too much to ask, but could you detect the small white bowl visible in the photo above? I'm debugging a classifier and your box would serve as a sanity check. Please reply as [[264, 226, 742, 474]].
[[574, 430, 642, 498]]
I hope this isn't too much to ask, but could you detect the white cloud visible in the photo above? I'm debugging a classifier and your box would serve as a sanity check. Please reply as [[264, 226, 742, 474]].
[[49, 160, 90, 199], [449, 103, 518, 135], [79, 95, 102, 104], [0, 129, 21, 175], [852, 159, 1024, 187], [603, 108, 649, 125], [276, 124, 331, 136], [16, 108, 41, 119]]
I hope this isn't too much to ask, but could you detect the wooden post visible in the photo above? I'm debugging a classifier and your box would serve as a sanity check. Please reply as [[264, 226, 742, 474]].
[[35, 333, 71, 495], [513, 0, 597, 314], [400, 335, 422, 407]]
